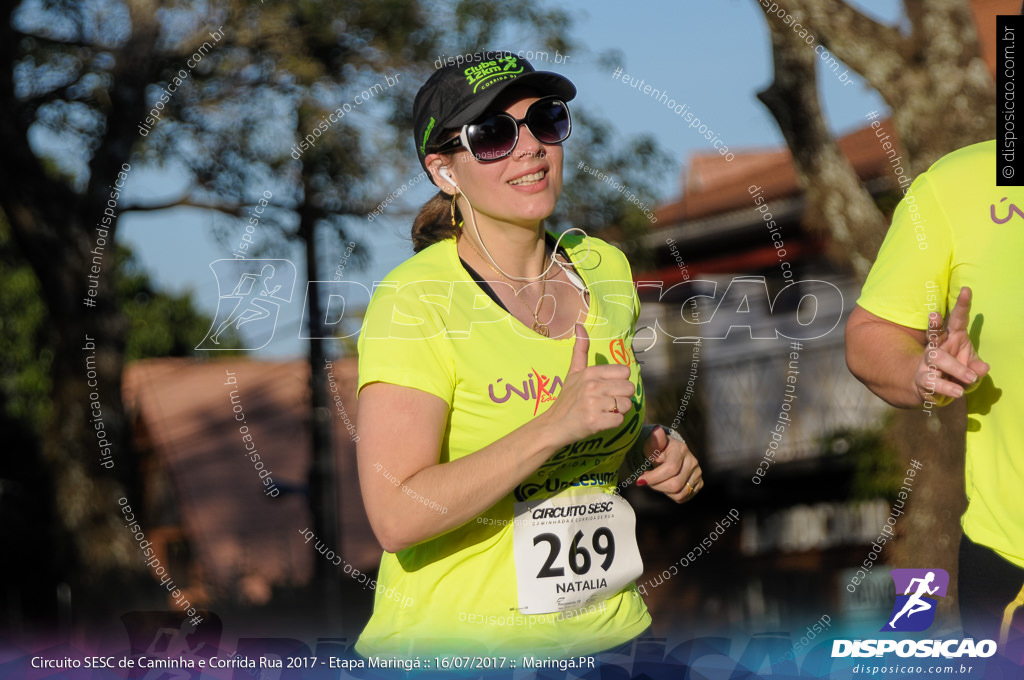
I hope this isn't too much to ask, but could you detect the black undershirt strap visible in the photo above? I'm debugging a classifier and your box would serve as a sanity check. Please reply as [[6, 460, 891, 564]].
[[459, 259, 511, 313], [457, 234, 573, 314]]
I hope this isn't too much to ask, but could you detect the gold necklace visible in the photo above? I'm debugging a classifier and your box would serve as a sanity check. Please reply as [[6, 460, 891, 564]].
[[461, 233, 552, 337]]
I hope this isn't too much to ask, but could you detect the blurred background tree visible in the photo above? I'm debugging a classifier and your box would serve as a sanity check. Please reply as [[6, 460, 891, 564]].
[[754, 0, 995, 628], [0, 217, 233, 632]]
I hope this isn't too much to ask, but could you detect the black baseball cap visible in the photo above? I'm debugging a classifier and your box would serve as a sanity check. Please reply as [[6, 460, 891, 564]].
[[413, 51, 576, 170]]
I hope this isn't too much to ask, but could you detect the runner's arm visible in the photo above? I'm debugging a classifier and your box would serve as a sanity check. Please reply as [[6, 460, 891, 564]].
[[357, 327, 635, 553], [356, 381, 566, 553], [846, 290, 987, 409], [845, 305, 929, 408]]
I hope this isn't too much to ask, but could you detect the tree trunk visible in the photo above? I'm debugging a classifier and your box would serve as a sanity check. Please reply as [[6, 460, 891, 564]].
[[886, 404, 967, 629], [764, 0, 995, 173], [0, 2, 162, 619], [754, 0, 991, 625], [299, 157, 342, 627], [756, 5, 888, 279]]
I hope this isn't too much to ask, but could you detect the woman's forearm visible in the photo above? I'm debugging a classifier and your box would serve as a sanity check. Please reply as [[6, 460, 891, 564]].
[[363, 414, 563, 553]]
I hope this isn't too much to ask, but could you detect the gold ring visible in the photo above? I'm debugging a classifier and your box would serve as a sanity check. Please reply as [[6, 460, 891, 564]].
[[611, 398, 619, 414], [686, 481, 695, 493]]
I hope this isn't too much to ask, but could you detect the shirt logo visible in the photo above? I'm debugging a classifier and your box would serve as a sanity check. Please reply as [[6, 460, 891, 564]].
[[881, 568, 949, 632], [609, 338, 632, 366], [530, 366, 560, 415], [990, 196, 1024, 224], [488, 372, 564, 408]]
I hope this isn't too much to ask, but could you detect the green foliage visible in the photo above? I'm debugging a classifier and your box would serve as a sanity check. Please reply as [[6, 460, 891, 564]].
[[0, 221, 51, 433], [0, 220, 229, 438], [114, 246, 239, 361], [15, 0, 662, 296], [0, 0, 676, 610]]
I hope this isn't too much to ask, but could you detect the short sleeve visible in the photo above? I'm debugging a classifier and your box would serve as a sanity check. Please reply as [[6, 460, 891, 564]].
[[857, 172, 954, 330], [357, 279, 456, 404]]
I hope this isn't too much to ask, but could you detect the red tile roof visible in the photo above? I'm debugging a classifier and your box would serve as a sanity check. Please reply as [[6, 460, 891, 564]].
[[654, 0, 1010, 228], [123, 357, 379, 602], [655, 124, 898, 227]]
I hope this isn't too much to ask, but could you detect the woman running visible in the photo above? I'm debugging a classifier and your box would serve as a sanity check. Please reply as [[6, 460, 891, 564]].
[[355, 51, 702, 659]]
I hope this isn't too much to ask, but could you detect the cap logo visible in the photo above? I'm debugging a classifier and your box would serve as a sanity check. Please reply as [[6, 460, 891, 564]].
[[464, 56, 524, 93], [419, 116, 436, 155]]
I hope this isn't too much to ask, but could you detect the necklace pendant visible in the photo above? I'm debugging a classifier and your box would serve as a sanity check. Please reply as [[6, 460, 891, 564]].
[[533, 322, 550, 337]]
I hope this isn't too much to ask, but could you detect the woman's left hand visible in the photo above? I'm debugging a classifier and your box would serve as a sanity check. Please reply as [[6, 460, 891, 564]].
[[636, 426, 702, 503]]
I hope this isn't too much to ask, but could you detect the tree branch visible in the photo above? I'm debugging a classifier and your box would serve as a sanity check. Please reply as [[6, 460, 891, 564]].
[[756, 3, 888, 281], [759, 0, 991, 170], [121, 195, 243, 216], [761, 0, 908, 99]]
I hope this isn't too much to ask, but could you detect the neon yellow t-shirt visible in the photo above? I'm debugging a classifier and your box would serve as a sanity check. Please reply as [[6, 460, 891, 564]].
[[858, 139, 1024, 568], [354, 232, 651, 658]]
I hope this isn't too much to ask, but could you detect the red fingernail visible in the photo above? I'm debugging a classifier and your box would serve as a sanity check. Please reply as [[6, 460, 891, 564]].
[[636, 479, 648, 487]]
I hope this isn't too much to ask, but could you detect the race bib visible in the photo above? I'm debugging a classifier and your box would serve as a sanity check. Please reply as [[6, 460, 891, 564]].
[[512, 490, 643, 615]]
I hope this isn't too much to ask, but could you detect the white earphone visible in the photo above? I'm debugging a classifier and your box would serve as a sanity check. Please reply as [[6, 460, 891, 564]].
[[436, 163, 592, 283], [439, 166, 458, 190]]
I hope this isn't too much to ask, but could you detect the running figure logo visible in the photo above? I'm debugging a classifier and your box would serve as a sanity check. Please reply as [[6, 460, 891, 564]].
[[530, 366, 559, 416], [196, 259, 296, 351], [882, 568, 949, 632]]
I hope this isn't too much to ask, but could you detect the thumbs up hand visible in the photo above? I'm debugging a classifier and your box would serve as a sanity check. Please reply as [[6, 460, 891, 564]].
[[538, 324, 637, 449], [567, 322, 591, 375]]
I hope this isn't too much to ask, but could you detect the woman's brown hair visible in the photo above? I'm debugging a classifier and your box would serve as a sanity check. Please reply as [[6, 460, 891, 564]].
[[411, 190, 462, 253]]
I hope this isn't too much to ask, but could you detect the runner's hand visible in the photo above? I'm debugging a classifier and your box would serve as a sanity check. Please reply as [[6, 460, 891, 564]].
[[636, 426, 702, 503], [541, 324, 635, 446], [914, 287, 989, 406]]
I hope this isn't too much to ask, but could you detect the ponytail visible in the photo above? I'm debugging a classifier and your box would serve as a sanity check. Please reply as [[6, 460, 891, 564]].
[[411, 191, 462, 252]]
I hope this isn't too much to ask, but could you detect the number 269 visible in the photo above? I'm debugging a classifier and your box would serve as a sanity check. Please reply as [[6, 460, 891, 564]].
[[534, 527, 615, 578]]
